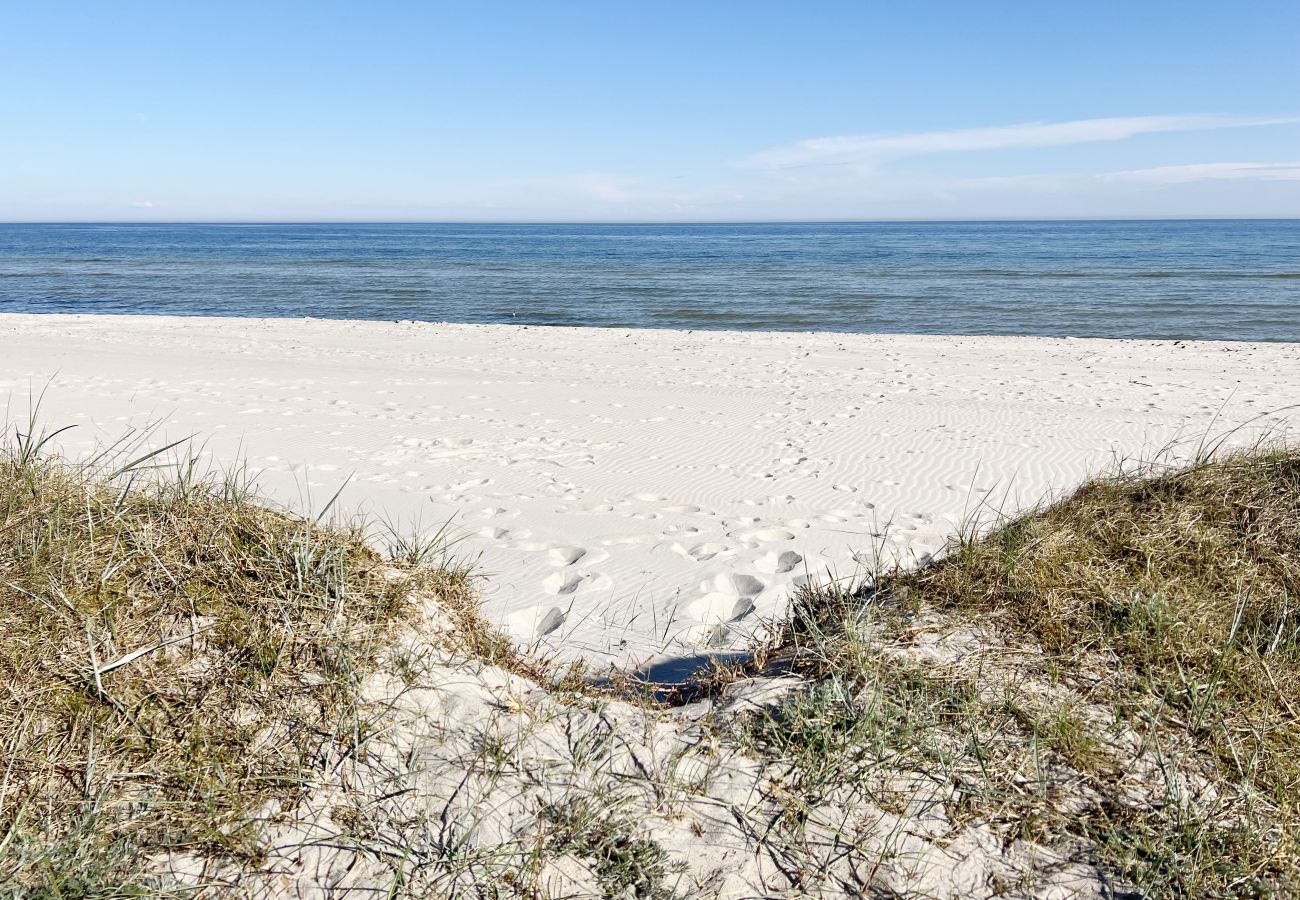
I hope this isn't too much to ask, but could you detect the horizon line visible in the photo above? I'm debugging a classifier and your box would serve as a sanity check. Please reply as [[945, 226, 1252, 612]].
[[2, 215, 1299, 226]]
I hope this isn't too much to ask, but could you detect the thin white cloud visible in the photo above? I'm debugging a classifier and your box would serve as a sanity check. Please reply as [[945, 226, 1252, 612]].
[[130, 200, 155, 208], [740, 115, 1299, 171], [1099, 161, 1300, 183], [514, 172, 639, 203]]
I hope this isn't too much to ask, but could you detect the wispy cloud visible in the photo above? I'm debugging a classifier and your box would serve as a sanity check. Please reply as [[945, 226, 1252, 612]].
[[1099, 161, 1300, 183], [740, 115, 1299, 171], [130, 200, 155, 208], [512, 172, 639, 203]]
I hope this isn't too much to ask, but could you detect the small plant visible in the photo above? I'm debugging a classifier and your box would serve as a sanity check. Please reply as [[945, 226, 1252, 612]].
[[541, 798, 686, 899]]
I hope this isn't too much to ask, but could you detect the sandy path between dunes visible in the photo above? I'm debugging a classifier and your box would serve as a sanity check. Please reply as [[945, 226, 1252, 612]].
[[2, 314, 1297, 671]]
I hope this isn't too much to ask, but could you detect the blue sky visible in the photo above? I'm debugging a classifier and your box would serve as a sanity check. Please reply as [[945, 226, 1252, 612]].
[[3, 1, 1298, 220]]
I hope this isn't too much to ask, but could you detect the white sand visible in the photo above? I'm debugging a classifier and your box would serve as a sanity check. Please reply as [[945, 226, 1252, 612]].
[[3, 314, 1297, 671]]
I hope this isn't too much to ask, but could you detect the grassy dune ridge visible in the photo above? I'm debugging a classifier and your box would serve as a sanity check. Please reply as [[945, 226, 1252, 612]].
[[0, 418, 472, 893], [741, 445, 1300, 896]]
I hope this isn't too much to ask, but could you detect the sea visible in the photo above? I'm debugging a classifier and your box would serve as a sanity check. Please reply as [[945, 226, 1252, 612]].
[[1, 220, 1297, 341]]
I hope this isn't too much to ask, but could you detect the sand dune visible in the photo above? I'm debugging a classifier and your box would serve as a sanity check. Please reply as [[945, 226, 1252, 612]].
[[2, 313, 1296, 671]]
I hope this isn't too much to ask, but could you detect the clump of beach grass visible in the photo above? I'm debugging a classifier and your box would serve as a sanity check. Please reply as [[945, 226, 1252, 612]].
[[0, 414, 472, 894], [539, 798, 687, 899], [736, 444, 1300, 898]]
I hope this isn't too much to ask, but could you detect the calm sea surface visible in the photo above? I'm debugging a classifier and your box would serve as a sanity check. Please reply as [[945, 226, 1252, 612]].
[[1, 221, 1297, 341]]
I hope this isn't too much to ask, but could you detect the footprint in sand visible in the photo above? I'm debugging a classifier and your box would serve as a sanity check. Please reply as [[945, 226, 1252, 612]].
[[507, 605, 566, 638], [685, 593, 757, 625], [709, 571, 766, 597], [679, 542, 730, 562], [452, 476, 492, 491], [547, 545, 586, 566], [662, 524, 700, 536], [542, 570, 585, 595], [682, 623, 736, 647], [534, 607, 566, 636], [603, 534, 659, 547], [756, 550, 803, 574], [735, 527, 796, 543]]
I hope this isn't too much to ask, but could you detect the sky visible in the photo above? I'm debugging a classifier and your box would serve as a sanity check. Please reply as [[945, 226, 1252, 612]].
[[2, 1, 1298, 221]]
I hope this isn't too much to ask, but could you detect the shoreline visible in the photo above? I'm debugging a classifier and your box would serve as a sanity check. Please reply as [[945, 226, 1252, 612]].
[[6, 308, 1300, 345], [4, 312, 1298, 669]]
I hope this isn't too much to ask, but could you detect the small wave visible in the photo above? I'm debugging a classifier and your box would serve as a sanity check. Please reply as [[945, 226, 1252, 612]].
[[959, 269, 1093, 278], [1153, 271, 1300, 280]]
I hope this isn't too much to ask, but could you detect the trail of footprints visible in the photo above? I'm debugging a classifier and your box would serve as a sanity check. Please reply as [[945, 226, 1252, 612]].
[[470, 481, 899, 654], [356, 401, 941, 661]]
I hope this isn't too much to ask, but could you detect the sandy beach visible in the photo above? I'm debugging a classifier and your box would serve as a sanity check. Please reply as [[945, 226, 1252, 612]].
[[10, 3, 1300, 892], [3, 313, 1297, 671]]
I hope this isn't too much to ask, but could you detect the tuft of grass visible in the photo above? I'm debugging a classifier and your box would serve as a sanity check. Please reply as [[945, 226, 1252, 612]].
[[0, 421, 470, 894], [541, 798, 687, 899]]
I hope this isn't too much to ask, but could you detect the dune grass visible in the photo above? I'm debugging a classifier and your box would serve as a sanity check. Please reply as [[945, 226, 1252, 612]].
[[906, 445, 1300, 896], [0, 419, 472, 895], [736, 446, 1300, 897]]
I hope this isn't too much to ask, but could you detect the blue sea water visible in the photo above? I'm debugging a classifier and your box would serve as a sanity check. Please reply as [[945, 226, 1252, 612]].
[[1, 220, 1297, 341]]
